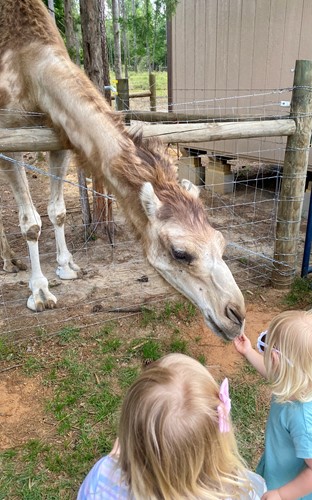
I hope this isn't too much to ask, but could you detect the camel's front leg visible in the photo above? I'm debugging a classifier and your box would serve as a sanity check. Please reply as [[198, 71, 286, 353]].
[[48, 151, 82, 280], [0, 153, 57, 311]]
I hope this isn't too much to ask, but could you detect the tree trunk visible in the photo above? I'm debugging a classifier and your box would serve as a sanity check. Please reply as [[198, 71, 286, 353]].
[[121, 0, 128, 78], [112, 0, 122, 79], [64, 0, 91, 233], [47, 0, 55, 21], [80, 0, 113, 239], [99, 0, 112, 103], [145, 0, 151, 72], [131, 0, 138, 72], [64, 0, 80, 65]]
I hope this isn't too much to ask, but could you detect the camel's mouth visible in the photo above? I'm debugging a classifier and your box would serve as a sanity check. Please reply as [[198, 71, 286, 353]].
[[204, 315, 237, 342]]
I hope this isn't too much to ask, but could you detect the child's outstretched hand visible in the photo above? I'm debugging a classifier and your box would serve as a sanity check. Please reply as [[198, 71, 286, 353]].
[[233, 333, 252, 356]]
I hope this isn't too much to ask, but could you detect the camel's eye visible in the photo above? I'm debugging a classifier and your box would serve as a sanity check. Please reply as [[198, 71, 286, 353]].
[[171, 248, 193, 264]]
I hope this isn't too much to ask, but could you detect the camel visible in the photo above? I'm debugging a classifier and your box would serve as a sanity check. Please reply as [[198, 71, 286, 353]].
[[0, 0, 245, 340]]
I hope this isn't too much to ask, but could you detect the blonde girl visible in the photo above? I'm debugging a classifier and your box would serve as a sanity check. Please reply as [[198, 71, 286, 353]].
[[234, 309, 312, 500], [77, 353, 266, 499]]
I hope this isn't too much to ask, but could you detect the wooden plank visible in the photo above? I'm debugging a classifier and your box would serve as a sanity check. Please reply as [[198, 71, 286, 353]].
[[251, 0, 271, 90], [172, 0, 185, 109], [0, 128, 63, 151], [184, 0, 195, 111], [227, 0, 242, 97], [204, 0, 217, 103], [130, 119, 295, 143], [265, 0, 286, 89], [0, 120, 296, 151], [298, 0, 312, 58], [194, 0, 206, 112], [279, 0, 303, 87]]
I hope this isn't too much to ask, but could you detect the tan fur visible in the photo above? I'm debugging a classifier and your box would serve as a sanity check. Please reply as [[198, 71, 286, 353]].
[[0, 0, 245, 338]]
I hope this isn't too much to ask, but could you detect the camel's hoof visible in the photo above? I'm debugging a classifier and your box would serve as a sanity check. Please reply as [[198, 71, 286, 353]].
[[12, 258, 27, 271], [56, 264, 82, 280], [3, 258, 27, 273], [27, 292, 57, 312]]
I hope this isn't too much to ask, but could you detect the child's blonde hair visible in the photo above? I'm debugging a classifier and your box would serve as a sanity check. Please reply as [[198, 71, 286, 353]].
[[264, 309, 312, 403], [118, 353, 252, 499]]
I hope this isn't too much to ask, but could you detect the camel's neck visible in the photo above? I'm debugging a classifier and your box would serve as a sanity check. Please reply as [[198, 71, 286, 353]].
[[38, 57, 150, 236]]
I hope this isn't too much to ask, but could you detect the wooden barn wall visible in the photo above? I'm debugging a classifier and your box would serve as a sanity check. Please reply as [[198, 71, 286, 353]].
[[170, 0, 312, 165]]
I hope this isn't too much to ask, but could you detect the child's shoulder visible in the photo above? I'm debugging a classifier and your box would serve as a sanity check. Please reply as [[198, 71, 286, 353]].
[[244, 470, 267, 498], [77, 455, 130, 499], [282, 400, 312, 433]]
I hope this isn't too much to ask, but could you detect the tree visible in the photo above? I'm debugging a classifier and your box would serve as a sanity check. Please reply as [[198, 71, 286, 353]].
[[80, 0, 113, 237], [105, 0, 180, 71], [112, 0, 122, 79], [64, 0, 80, 64]]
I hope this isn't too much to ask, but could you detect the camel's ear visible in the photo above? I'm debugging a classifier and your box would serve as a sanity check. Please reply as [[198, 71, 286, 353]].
[[181, 179, 200, 199], [140, 182, 161, 218]]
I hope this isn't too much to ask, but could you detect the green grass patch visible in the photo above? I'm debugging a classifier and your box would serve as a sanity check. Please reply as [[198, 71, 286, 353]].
[[231, 364, 269, 467], [283, 276, 312, 308], [127, 70, 167, 96], [0, 337, 19, 362], [57, 326, 81, 345], [169, 337, 188, 353]]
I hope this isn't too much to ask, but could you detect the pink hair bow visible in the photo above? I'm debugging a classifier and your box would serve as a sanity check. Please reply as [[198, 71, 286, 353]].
[[217, 378, 231, 433]]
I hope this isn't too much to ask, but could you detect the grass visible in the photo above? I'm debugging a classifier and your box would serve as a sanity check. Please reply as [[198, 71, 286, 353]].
[[110, 70, 168, 105], [283, 276, 312, 308], [231, 364, 269, 467], [127, 70, 167, 96], [0, 299, 268, 499]]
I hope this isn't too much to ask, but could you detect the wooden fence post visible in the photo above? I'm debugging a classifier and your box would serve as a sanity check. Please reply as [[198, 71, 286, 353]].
[[272, 60, 312, 288], [116, 79, 130, 124], [149, 73, 156, 111]]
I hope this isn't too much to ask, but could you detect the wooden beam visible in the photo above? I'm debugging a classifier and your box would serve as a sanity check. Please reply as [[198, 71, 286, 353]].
[[122, 111, 291, 123], [0, 128, 63, 151], [129, 119, 296, 143], [0, 119, 296, 152]]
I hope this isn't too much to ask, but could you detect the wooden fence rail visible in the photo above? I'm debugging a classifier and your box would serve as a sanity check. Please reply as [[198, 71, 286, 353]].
[[0, 119, 296, 152]]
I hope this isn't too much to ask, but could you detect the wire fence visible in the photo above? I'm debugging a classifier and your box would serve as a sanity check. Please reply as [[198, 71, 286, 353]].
[[0, 87, 310, 341]]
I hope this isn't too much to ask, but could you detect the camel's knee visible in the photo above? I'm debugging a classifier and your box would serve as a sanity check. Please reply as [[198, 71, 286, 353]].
[[56, 212, 66, 227], [48, 203, 66, 227], [26, 224, 41, 242]]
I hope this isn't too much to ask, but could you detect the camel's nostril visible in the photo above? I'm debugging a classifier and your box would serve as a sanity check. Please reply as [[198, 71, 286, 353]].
[[226, 304, 244, 326]]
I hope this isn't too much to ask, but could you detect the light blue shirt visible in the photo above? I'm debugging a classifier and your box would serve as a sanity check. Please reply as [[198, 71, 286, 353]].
[[256, 398, 312, 498]]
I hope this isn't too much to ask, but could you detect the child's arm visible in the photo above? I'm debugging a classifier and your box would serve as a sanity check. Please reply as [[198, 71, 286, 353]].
[[233, 333, 267, 378], [261, 458, 312, 499]]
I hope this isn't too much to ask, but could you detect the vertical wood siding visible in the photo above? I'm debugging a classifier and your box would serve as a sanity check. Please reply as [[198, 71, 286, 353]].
[[170, 0, 312, 163]]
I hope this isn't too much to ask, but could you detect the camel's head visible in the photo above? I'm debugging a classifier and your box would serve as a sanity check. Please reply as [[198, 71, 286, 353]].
[[139, 179, 245, 341]]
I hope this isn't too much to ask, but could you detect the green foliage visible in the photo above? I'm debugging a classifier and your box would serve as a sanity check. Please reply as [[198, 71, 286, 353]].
[[101, 0, 178, 71]]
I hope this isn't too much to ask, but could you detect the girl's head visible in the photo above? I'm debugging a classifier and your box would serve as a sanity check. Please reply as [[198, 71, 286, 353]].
[[263, 309, 312, 402], [118, 353, 249, 500]]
